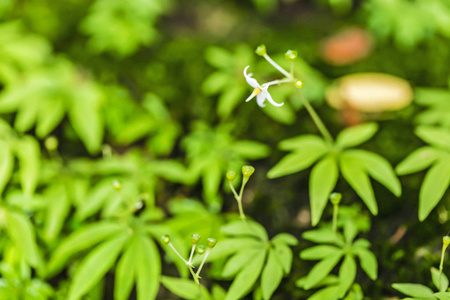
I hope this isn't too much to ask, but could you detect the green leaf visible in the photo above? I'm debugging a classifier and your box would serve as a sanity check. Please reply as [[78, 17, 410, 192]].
[[419, 158, 450, 221], [300, 245, 341, 260], [76, 180, 114, 221], [161, 276, 210, 300], [205, 47, 232, 69], [222, 249, 261, 278], [338, 254, 357, 297], [68, 233, 128, 300], [310, 155, 339, 226], [273, 242, 293, 274], [221, 220, 268, 242], [207, 238, 261, 261], [268, 141, 328, 178], [396, 146, 439, 175], [217, 85, 246, 119], [262, 101, 296, 125], [44, 184, 70, 243], [230, 140, 270, 160], [46, 222, 126, 277], [391, 283, 434, 297], [261, 248, 284, 300], [431, 267, 449, 292], [0, 141, 14, 194], [271, 233, 298, 246], [303, 251, 343, 290], [225, 249, 266, 300], [435, 292, 450, 300], [416, 126, 450, 151], [136, 236, 161, 300], [308, 285, 340, 300], [14, 136, 40, 196], [345, 149, 401, 197], [202, 71, 230, 95], [278, 135, 327, 151], [352, 248, 378, 281], [336, 123, 378, 149], [302, 229, 344, 246], [340, 154, 378, 215], [36, 97, 65, 138], [115, 238, 138, 300], [5, 209, 41, 268]]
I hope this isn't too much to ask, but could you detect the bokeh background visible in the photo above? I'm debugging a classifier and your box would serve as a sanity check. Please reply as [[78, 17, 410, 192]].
[[0, 0, 450, 299]]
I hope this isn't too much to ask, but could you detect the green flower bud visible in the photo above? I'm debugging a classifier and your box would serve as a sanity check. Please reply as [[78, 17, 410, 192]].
[[207, 238, 217, 248], [285, 50, 297, 60], [226, 171, 237, 182], [242, 165, 255, 178], [112, 180, 122, 191], [255, 44, 267, 56], [161, 235, 170, 244], [330, 193, 342, 205], [295, 80, 304, 88], [196, 245, 205, 255], [444, 236, 450, 246], [45, 136, 59, 151], [191, 234, 201, 245]]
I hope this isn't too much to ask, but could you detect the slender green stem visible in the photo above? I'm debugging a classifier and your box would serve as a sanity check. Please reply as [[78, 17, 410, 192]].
[[237, 181, 247, 221], [296, 90, 334, 146], [439, 243, 448, 290], [189, 266, 199, 284], [264, 78, 293, 87], [169, 243, 189, 265], [188, 245, 196, 265], [263, 54, 292, 78], [228, 181, 239, 200], [290, 61, 294, 77], [332, 204, 339, 233], [195, 250, 210, 277]]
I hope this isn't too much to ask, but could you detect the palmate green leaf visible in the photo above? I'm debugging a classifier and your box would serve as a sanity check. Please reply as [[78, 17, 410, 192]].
[[419, 158, 450, 221], [207, 238, 261, 262], [310, 155, 339, 226], [205, 46, 233, 70], [273, 242, 293, 274], [202, 71, 230, 95], [392, 283, 434, 298], [336, 123, 378, 149], [202, 157, 222, 204], [262, 101, 296, 125], [340, 154, 378, 215], [345, 149, 401, 197], [67, 233, 129, 300], [46, 221, 126, 277], [75, 180, 114, 221], [14, 136, 40, 196], [352, 247, 378, 280], [225, 249, 266, 300], [431, 267, 449, 292], [115, 116, 155, 145], [0, 141, 13, 194], [35, 97, 65, 138], [136, 236, 161, 300], [302, 229, 344, 246], [416, 126, 450, 151], [220, 220, 268, 242], [303, 251, 343, 290], [268, 139, 329, 178], [338, 254, 357, 297], [396, 146, 439, 175], [222, 249, 261, 278], [5, 209, 41, 268], [300, 245, 341, 260], [115, 237, 138, 300], [161, 276, 210, 300], [278, 135, 326, 151], [261, 248, 284, 300]]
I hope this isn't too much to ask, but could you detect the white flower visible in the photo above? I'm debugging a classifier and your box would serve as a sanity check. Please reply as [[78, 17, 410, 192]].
[[243, 66, 284, 107]]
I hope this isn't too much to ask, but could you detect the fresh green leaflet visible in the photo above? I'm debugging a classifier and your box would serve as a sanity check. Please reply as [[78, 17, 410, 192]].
[[161, 276, 227, 300], [297, 220, 377, 299], [415, 88, 450, 128], [269, 123, 401, 225], [392, 268, 450, 299], [396, 126, 450, 221], [207, 219, 297, 300]]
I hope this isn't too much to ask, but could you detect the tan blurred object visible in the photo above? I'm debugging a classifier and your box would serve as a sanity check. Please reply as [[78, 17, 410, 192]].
[[321, 27, 373, 65], [326, 73, 413, 125]]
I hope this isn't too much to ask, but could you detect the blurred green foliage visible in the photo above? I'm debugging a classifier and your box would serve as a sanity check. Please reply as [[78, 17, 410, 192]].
[[0, 0, 449, 299]]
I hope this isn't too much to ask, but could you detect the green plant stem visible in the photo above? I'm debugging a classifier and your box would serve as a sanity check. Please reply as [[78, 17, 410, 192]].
[[237, 181, 247, 221], [195, 250, 210, 277], [169, 243, 189, 265], [188, 245, 196, 264], [263, 54, 292, 78], [332, 203, 339, 233], [296, 90, 334, 146], [439, 243, 448, 290]]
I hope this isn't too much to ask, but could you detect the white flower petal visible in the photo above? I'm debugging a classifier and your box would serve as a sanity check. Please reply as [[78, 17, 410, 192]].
[[256, 93, 266, 107], [243, 66, 261, 89], [245, 90, 258, 102], [264, 90, 284, 107]]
